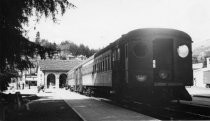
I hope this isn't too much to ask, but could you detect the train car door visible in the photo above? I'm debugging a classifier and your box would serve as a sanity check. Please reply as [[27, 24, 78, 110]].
[[153, 38, 174, 84], [112, 46, 122, 96], [121, 43, 129, 97], [125, 43, 128, 84]]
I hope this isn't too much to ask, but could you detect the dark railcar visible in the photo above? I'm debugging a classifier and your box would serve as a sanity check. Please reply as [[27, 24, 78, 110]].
[[115, 28, 193, 102], [67, 28, 193, 102]]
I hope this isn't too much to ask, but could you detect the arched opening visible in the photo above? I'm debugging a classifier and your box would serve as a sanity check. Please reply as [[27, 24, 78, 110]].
[[47, 74, 55, 88], [59, 74, 67, 88]]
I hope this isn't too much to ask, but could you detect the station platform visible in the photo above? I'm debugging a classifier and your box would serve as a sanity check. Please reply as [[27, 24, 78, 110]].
[[179, 87, 210, 107], [57, 90, 158, 121], [186, 86, 210, 98]]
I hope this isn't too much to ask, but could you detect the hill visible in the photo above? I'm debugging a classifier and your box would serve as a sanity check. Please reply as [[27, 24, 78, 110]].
[[192, 39, 210, 57]]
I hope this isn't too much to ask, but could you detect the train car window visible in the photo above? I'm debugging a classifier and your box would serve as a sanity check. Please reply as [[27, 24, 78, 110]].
[[106, 58, 107, 71], [104, 59, 106, 71], [112, 51, 115, 68], [101, 61, 103, 71], [98, 60, 100, 72], [133, 42, 147, 57], [112, 52, 114, 62], [98, 62, 100, 72], [101, 60, 102, 72], [109, 55, 111, 69], [95, 64, 96, 72], [107, 55, 110, 70], [104, 57, 105, 71], [101, 60, 102, 71], [104, 58, 106, 71], [99, 60, 101, 72], [99, 62, 100, 72], [98, 62, 99, 72], [117, 48, 120, 60], [115, 49, 118, 60], [112, 51, 115, 62], [105, 57, 107, 71], [96, 64, 97, 72], [93, 65, 95, 73], [105, 58, 107, 71], [100, 61, 102, 72], [96, 63, 97, 72], [114, 49, 118, 61], [104, 57, 106, 71], [102, 60, 104, 72], [95, 62, 97, 72], [94, 64, 96, 73], [101, 60, 103, 72], [95, 64, 98, 72], [125, 44, 128, 58], [110, 55, 112, 69], [99, 61, 101, 72], [114, 50, 116, 61], [97, 63, 99, 72]]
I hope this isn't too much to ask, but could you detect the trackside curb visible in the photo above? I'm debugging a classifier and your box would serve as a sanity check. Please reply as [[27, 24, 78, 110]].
[[63, 100, 87, 121], [193, 95, 210, 98]]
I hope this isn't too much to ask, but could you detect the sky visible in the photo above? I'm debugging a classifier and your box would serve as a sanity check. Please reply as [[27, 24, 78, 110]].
[[25, 0, 210, 49]]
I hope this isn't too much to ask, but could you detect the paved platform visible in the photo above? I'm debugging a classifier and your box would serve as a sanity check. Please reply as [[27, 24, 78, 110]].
[[181, 87, 210, 106], [6, 87, 210, 121], [186, 86, 210, 98], [57, 90, 158, 121]]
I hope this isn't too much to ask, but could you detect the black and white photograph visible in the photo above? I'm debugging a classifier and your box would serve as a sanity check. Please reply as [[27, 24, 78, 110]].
[[1, 0, 210, 120]]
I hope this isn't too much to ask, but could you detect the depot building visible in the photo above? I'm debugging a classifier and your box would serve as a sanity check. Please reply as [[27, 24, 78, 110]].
[[37, 59, 82, 89]]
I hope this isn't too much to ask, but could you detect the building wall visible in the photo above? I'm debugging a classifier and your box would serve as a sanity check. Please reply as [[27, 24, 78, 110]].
[[37, 67, 44, 85], [193, 69, 205, 87], [37, 68, 67, 89], [203, 70, 210, 85], [207, 57, 210, 68], [193, 58, 210, 88], [21, 69, 37, 88]]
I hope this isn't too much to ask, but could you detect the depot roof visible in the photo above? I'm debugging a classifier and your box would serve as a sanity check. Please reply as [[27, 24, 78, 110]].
[[39, 59, 83, 71]]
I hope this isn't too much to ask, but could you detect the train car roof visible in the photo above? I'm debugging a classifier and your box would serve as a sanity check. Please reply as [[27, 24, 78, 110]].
[[68, 54, 95, 73], [68, 28, 192, 72], [95, 28, 192, 57], [126, 28, 192, 40]]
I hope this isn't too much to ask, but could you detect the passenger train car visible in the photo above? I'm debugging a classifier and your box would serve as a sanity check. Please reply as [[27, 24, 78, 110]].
[[67, 28, 193, 102]]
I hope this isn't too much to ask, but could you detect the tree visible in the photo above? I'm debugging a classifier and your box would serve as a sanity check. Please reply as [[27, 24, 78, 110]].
[[60, 41, 78, 56], [0, 0, 74, 91], [39, 39, 59, 59], [35, 32, 41, 44], [59, 41, 98, 58]]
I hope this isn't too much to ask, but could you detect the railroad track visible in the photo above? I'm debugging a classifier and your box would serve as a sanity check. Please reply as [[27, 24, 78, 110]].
[[166, 102, 210, 120], [162, 105, 210, 120], [91, 96, 210, 120]]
